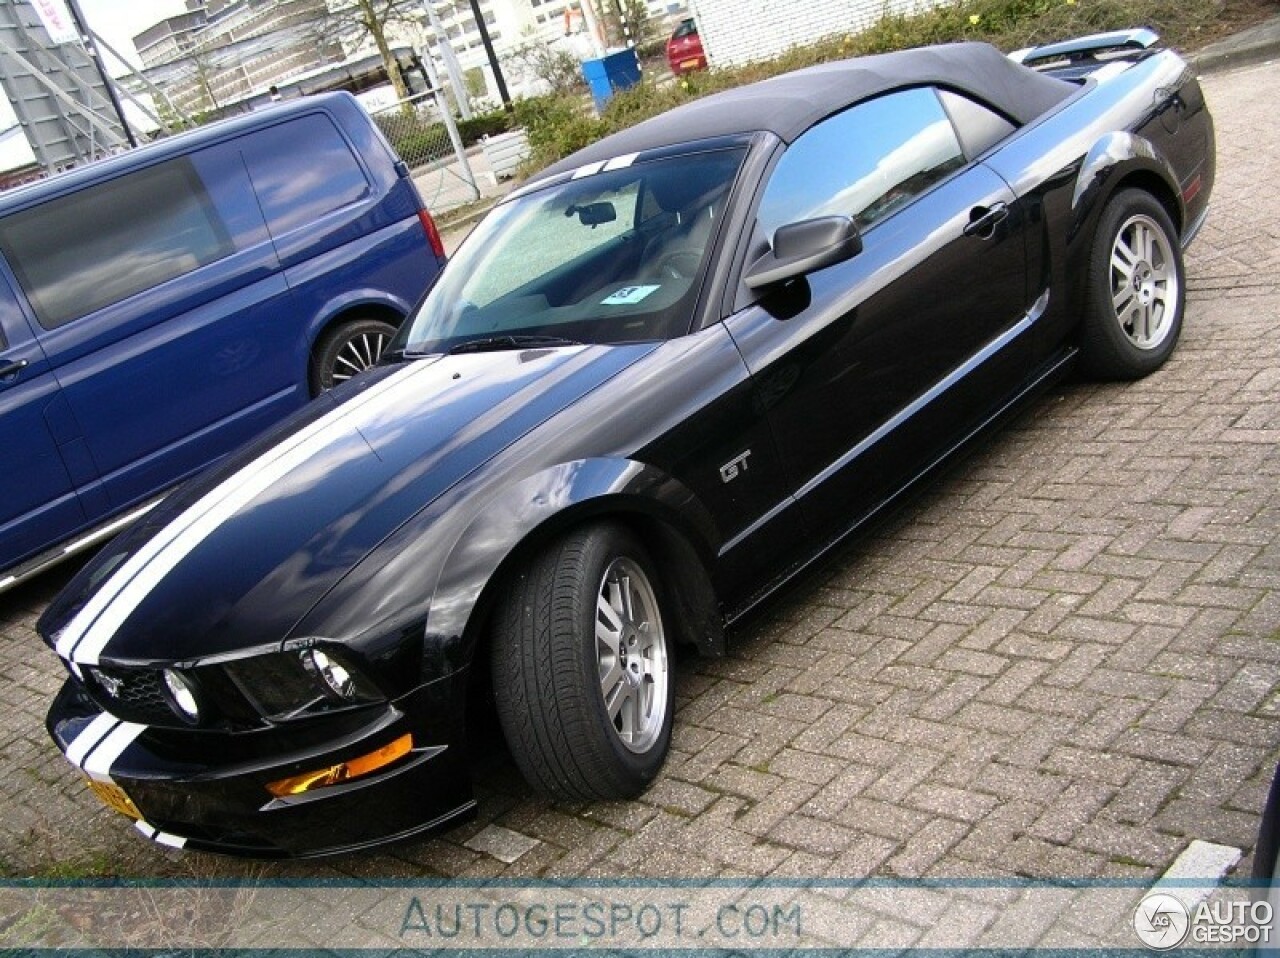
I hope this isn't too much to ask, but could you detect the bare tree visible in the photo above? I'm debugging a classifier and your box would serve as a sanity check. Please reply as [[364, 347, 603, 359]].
[[507, 26, 583, 95], [599, 0, 654, 49], [321, 0, 420, 101]]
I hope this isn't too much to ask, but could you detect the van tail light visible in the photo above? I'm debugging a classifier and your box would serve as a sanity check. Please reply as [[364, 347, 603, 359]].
[[418, 209, 446, 260]]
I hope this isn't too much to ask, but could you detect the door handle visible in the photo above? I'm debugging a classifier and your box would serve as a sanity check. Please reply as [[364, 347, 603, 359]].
[[963, 202, 1009, 239], [0, 358, 28, 380]]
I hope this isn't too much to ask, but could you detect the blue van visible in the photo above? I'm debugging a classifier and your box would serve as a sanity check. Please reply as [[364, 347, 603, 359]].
[[0, 92, 445, 591]]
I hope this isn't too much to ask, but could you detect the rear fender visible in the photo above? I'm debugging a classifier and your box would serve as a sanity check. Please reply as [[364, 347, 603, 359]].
[[431, 458, 724, 666], [1059, 131, 1185, 323], [303, 289, 413, 347], [1070, 131, 1184, 237]]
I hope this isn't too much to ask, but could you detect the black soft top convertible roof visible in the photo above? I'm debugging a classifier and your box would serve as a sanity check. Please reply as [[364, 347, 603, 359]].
[[538, 42, 1075, 179]]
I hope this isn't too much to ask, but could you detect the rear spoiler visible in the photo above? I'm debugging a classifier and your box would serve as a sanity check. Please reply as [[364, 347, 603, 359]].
[[1010, 28, 1160, 67]]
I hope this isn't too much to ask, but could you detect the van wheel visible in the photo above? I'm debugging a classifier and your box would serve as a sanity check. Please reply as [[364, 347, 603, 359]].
[[1079, 189, 1185, 380], [491, 523, 673, 801], [310, 318, 397, 394]]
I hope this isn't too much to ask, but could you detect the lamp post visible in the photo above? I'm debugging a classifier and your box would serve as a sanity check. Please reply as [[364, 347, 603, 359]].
[[466, 0, 510, 109], [422, 0, 472, 119]]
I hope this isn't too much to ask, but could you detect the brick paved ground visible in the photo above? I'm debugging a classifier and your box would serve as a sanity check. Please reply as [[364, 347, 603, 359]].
[[0, 59, 1276, 882]]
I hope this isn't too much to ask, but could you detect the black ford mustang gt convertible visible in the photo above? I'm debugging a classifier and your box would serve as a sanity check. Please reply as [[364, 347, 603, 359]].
[[40, 30, 1214, 857]]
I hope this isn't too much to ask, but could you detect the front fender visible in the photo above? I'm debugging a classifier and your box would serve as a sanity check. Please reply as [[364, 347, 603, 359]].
[[429, 458, 723, 664]]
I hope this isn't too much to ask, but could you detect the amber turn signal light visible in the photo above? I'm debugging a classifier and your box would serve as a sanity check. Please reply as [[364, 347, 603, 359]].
[[266, 733, 413, 797]]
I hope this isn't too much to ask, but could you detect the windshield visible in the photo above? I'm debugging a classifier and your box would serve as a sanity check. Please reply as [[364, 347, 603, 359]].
[[397, 148, 747, 355]]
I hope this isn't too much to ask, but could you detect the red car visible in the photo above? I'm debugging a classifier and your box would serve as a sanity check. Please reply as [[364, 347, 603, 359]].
[[666, 17, 706, 75]]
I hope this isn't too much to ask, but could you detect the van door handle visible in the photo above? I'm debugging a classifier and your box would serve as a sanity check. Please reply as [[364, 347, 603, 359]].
[[963, 202, 1009, 239], [0, 358, 29, 380]]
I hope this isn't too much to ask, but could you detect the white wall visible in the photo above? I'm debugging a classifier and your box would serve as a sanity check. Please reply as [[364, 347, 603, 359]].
[[691, 0, 936, 67]]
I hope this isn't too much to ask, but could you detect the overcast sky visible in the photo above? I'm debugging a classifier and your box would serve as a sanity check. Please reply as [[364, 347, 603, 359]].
[[78, 0, 190, 68]]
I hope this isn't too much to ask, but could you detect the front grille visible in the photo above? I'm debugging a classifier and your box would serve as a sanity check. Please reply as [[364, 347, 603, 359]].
[[85, 666, 177, 726]]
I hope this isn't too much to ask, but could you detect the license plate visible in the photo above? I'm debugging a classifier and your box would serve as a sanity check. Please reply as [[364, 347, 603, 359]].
[[85, 777, 142, 820], [680, 58, 700, 69]]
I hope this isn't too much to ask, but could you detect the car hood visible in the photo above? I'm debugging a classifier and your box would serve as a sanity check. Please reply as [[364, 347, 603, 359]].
[[42, 343, 656, 665]]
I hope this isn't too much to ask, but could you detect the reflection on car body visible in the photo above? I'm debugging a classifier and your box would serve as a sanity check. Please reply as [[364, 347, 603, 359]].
[[40, 32, 1214, 857]]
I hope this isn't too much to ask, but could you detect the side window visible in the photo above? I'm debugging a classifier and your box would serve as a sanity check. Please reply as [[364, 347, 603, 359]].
[[0, 158, 238, 330], [757, 87, 966, 241], [239, 114, 371, 236], [938, 89, 1017, 158]]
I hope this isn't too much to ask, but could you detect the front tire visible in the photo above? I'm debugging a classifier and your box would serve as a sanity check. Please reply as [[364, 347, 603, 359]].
[[1079, 189, 1185, 380], [310, 317, 397, 394], [491, 523, 673, 802]]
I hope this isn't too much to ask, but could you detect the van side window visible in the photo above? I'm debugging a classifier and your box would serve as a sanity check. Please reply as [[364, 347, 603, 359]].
[[0, 158, 236, 330], [240, 114, 371, 236]]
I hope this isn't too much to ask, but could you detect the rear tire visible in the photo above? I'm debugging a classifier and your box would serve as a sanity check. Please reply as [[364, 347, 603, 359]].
[[310, 318, 397, 394], [491, 523, 673, 802], [1079, 189, 1185, 380]]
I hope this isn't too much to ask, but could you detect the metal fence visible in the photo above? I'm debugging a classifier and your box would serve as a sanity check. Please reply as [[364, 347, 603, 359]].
[[369, 90, 480, 215]]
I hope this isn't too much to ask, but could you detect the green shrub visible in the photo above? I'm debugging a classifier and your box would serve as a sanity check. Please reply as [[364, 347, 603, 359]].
[[515, 0, 1233, 171], [457, 109, 512, 146], [513, 93, 609, 171]]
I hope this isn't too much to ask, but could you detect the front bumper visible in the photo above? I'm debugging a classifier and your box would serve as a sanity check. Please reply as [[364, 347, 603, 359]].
[[46, 670, 475, 858]]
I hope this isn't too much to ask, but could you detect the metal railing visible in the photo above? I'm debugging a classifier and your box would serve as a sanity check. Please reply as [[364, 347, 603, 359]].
[[368, 87, 480, 215]]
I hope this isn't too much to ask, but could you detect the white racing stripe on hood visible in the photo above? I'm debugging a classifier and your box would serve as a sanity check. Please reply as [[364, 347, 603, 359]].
[[57, 360, 439, 666]]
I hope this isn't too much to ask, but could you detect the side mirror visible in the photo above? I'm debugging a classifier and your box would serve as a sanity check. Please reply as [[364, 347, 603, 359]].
[[744, 215, 862, 290]]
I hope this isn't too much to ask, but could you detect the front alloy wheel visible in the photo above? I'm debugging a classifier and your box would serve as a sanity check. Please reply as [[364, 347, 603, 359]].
[[493, 523, 673, 801], [596, 556, 669, 754]]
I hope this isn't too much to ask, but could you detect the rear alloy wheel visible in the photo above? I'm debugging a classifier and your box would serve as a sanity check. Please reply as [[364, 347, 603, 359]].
[[1079, 189, 1185, 379], [492, 523, 673, 801], [310, 318, 397, 394]]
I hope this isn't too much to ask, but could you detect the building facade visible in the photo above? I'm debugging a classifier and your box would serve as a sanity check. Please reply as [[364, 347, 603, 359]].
[[134, 0, 346, 118]]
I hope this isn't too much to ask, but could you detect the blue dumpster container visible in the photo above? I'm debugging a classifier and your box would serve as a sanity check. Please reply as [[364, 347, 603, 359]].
[[582, 48, 642, 111]]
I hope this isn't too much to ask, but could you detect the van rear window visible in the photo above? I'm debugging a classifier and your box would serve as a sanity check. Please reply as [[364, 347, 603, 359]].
[[0, 158, 235, 330], [240, 114, 370, 237]]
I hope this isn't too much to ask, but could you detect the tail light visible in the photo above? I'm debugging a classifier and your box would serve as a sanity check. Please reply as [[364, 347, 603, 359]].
[[418, 208, 445, 260]]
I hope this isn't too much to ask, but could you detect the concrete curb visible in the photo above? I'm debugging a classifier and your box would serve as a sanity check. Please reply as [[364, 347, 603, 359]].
[[1189, 16, 1280, 73]]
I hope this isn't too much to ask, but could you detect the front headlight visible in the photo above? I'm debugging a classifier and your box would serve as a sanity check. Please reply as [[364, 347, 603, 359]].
[[301, 649, 359, 700], [223, 645, 381, 722]]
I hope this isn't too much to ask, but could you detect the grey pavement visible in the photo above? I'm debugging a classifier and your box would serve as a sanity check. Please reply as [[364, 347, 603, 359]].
[[0, 57, 1277, 883], [1191, 14, 1280, 72]]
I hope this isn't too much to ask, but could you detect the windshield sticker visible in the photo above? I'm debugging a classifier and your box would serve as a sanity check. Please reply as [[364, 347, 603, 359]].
[[601, 285, 660, 305]]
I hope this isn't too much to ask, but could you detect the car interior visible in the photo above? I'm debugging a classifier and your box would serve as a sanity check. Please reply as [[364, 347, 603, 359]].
[[415, 151, 745, 351]]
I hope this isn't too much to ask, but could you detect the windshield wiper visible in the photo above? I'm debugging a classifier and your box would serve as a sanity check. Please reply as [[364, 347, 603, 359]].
[[448, 335, 582, 354]]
